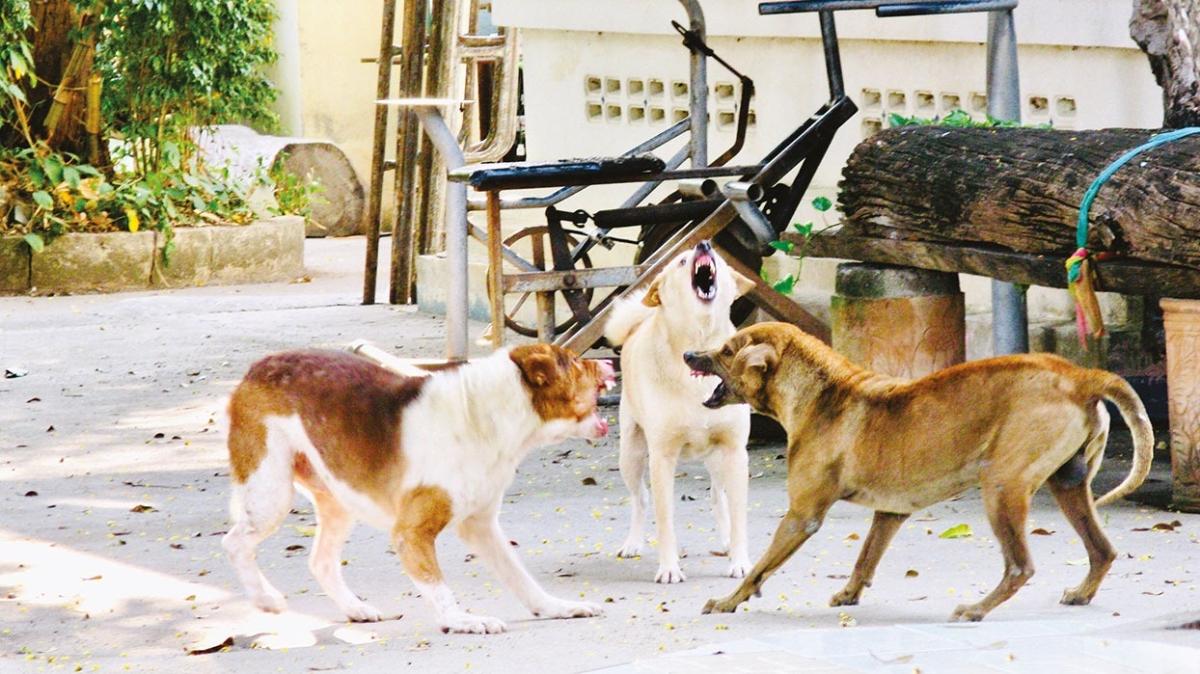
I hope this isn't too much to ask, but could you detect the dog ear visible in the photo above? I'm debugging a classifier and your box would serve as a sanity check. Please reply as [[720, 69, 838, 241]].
[[515, 351, 560, 388], [740, 342, 778, 373], [729, 268, 757, 298], [641, 276, 664, 307]]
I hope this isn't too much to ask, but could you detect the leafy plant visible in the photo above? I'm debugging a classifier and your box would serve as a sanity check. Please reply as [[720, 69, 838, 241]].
[[0, 0, 35, 145], [1, 0, 282, 260], [888, 108, 1051, 129], [263, 156, 326, 223], [95, 0, 279, 176]]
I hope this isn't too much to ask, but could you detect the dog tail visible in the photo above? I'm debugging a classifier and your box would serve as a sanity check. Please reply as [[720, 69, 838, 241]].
[[1094, 374, 1154, 507], [604, 289, 654, 346]]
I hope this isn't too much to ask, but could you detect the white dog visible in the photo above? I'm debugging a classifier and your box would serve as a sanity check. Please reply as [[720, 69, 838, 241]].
[[604, 240, 755, 583]]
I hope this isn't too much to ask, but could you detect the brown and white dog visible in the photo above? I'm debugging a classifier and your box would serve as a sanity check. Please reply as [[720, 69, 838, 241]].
[[686, 322, 1153, 622], [604, 241, 756, 583], [222, 344, 615, 634]]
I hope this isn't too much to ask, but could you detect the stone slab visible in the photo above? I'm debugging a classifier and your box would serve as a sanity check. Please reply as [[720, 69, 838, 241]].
[[30, 230, 155, 294], [151, 226, 213, 289], [209, 216, 305, 284], [0, 236, 30, 293]]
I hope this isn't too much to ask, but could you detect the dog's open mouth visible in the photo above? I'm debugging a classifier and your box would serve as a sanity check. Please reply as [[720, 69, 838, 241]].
[[702, 379, 728, 408], [692, 250, 717, 302]]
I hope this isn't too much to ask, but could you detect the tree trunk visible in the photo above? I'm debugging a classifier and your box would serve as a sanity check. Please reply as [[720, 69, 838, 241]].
[[839, 126, 1200, 269], [1131, 0, 1200, 128], [28, 0, 97, 157]]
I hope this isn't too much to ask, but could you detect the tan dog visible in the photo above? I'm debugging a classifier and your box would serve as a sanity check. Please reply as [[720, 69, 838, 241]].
[[223, 344, 615, 634], [605, 241, 756, 583], [684, 322, 1153, 622]]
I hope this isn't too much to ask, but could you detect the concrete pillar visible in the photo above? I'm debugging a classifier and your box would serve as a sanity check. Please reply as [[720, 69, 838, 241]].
[[1160, 298, 1200, 512], [831, 264, 965, 379]]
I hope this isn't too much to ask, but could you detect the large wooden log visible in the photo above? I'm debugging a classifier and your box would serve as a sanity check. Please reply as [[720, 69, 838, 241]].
[[839, 126, 1200, 270]]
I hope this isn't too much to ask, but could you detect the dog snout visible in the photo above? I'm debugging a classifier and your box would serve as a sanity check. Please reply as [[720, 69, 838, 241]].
[[683, 350, 708, 370], [694, 240, 713, 255]]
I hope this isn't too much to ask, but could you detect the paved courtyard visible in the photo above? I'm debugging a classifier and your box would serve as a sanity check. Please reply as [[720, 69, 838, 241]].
[[2, 237, 1198, 672]]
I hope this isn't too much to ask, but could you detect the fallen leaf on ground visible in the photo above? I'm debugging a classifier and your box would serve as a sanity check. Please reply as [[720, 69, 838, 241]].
[[23, 491, 37, 497], [1142, 590, 1164, 596], [1031, 528, 1054, 536], [581, 477, 597, 486], [938, 524, 972, 539], [845, 533, 860, 541], [838, 612, 857, 627], [905, 569, 919, 578], [130, 504, 157, 513], [188, 637, 234, 655]]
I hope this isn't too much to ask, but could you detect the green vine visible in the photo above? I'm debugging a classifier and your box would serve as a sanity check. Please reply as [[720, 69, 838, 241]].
[[762, 195, 836, 295]]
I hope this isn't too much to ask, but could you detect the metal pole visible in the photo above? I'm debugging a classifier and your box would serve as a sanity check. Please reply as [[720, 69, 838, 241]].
[[680, 0, 707, 167], [986, 8, 1027, 355], [415, 108, 470, 362]]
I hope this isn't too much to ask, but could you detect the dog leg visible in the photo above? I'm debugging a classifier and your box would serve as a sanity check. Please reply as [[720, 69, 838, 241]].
[[951, 485, 1034, 622], [222, 428, 293, 614], [460, 511, 601, 621], [707, 447, 751, 578], [308, 490, 382, 622], [702, 491, 834, 614], [1049, 448, 1116, 606], [395, 487, 504, 635], [616, 416, 649, 559], [703, 453, 731, 554], [831, 511, 908, 606], [648, 447, 685, 583]]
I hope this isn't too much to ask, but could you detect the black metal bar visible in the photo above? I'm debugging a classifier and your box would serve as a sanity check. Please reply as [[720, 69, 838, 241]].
[[592, 199, 723, 229], [819, 11, 844, 100], [877, 1, 1016, 16], [767, 128, 837, 231], [760, 1, 888, 14], [755, 96, 857, 186], [759, 0, 1014, 15]]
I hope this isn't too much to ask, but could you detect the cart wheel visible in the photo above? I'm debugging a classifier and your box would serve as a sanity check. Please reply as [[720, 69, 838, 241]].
[[489, 226, 596, 338], [635, 221, 761, 326]]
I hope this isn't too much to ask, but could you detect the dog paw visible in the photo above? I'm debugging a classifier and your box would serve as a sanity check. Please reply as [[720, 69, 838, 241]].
[[615, 540, 644, 558], [949, 604, 986, 623], [343, 601, 384, 623], [533, 598, 603, 620], [828, 589, 861, 607], [725, 557, 751, 579], [441, 610, 506, 635], [655, 564, 686, 584], [701, 597, 738, 614], [1059, 589, 1093, 606], [252, 589, 287, 614]]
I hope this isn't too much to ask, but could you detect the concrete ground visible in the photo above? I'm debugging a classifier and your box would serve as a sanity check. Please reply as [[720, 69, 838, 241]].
[[2, 237, 1198, 673]]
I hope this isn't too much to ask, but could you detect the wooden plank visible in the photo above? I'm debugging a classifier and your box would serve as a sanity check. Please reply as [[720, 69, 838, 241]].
[[786, 229, 1200, 299], [721, 252, 831, 343], [503, 265, 650, 293]]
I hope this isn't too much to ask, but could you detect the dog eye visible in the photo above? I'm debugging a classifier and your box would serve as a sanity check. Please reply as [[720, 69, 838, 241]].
[[721, 345, 733, 356], [677, 258, 686, 266]]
